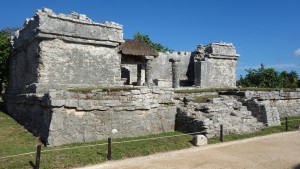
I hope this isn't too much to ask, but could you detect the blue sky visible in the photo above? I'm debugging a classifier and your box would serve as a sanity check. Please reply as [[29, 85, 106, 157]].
[[1, 0, 299, 79]]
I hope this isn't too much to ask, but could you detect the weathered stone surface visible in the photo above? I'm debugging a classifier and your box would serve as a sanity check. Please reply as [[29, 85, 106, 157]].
[[176, 95, 264, 138], [11, 8, 123, 50], [169, 58, 181, 88], [194, 43, 239, 88], [5, 8, 300, 147], [192, 135, 208, 146], [65, 99, 78, 108], [5, 89, 178, 146], [7, 9, 124, 95], [51, 99, 65, 107]]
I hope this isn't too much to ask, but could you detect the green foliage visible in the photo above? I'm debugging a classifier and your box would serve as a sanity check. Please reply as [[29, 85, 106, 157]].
[[239, 64, 299, 88], [134, 32, 170, 52], [280, 70, 299, 88], [0, 28, 16, 94]]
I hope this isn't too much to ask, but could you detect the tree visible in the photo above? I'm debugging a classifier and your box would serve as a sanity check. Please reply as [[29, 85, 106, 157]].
[[0, 28, 16, 95], [134, 32, 170, 52], [239, 64, 282, 88], [239, 64, 299, 88]]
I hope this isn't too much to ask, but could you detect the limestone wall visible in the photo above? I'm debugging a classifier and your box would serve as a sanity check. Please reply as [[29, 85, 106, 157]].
[[241, 90, 300, 121], [38, 39, 122, 87], [197, 59, 237, 88], [8, 8, 124, 95], [5, 89, 300, 146], [5, 88, 176, 146], [8, 40, 40, 95], [175, 95, 264, 137], [152, 52, 193, 86]]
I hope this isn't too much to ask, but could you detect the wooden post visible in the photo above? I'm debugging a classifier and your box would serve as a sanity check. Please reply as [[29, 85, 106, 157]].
[[35, 145, 42, 169], [220, 124, 224, 142], [285, 117, 288, 131], [107, 138, 112, 160]]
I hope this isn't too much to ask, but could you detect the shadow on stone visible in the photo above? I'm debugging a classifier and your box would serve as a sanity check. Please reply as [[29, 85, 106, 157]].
[[294, 164, 300, 169]]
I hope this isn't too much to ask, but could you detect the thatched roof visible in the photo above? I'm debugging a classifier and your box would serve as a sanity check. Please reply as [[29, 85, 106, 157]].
[[119, 40, 159, 57]]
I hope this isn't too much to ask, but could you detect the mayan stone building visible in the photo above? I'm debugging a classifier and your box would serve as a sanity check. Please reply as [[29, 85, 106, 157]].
[[8, 8, 124, 95], [5, 8, 246, 145]]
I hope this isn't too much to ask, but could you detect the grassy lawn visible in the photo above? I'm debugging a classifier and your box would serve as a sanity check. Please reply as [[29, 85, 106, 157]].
[[0, 111, 299, 169]]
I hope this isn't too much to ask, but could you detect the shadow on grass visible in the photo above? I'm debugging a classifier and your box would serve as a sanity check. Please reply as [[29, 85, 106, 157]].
[[29, 161, 35, 169]]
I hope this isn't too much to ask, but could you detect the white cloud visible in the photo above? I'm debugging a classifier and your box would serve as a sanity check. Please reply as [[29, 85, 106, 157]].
[[293, 48, 300, 57]]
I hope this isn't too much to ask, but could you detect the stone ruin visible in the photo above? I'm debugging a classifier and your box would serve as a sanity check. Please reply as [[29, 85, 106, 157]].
[[4, 8, 300, 146]]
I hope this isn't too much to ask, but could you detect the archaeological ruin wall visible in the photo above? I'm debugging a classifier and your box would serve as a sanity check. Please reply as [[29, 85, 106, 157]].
[[8, 8, 124, 95], [5, 8, 300, 146], [240, 90, 300, 126], [194, 43, 239, 88], [5, 88, 176, 146]]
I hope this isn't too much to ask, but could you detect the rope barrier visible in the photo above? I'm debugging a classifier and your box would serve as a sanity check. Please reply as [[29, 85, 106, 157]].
[[0, 143, 108, 160], [112, 131, 205, 144], [0, 131, 204, 160], [41, 142, 108, 153], [0, 151, 36, 160], [1, 118, 298, 160], [280, 119, 300, 122]]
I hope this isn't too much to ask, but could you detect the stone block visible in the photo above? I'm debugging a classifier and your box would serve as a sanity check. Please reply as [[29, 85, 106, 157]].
[[65, 99, 78, 108], [78, 100, 93, 110], [131, 90, 141, 95], [51, 99, 65, 107], [192, 135, 208, 146]]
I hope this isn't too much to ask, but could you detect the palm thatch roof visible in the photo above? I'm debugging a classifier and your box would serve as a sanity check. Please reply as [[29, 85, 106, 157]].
[[119, 39, 159, 57]]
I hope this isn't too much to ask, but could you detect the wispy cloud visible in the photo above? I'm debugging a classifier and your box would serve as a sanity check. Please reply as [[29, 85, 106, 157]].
[[293, 48, 300, 57], [237, 63, 300, 70]]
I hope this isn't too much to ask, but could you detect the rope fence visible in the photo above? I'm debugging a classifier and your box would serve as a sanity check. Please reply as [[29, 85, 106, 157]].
[[280, 119, 300, 122], [1, 117, 300, 168], [0, 151, 36, 160], [0, 131, 205, 161]]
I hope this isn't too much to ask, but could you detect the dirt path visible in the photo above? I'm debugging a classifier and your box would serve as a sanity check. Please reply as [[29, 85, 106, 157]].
[[77, 131, 300, 169]]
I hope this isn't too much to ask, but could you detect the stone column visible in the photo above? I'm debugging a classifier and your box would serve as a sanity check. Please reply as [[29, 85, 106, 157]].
[[144, 56, 154, 86], [137, 64, 145, 86], [169, 58, 181, 88]]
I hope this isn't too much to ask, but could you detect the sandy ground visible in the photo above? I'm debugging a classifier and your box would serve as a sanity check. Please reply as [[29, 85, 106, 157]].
[[77, 131, 300, 169]]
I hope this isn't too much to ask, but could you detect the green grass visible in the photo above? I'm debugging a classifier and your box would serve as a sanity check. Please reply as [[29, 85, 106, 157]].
[[68, 86, 138, 93], [193, 95, 218, 103], [0, 111, 299, 169], [174, 87, 298, 93]]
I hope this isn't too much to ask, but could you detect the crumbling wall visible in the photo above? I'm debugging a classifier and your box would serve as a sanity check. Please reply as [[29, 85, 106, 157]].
[[5, 88, 176, 146], [194, 43, 239, 88], [175, 95, 264, 138], [241, 91, 300, 123], [8, 8, 124, 95]]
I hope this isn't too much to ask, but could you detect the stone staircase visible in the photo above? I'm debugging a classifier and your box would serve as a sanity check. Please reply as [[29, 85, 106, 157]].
[[175, 95, 264, 138]]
